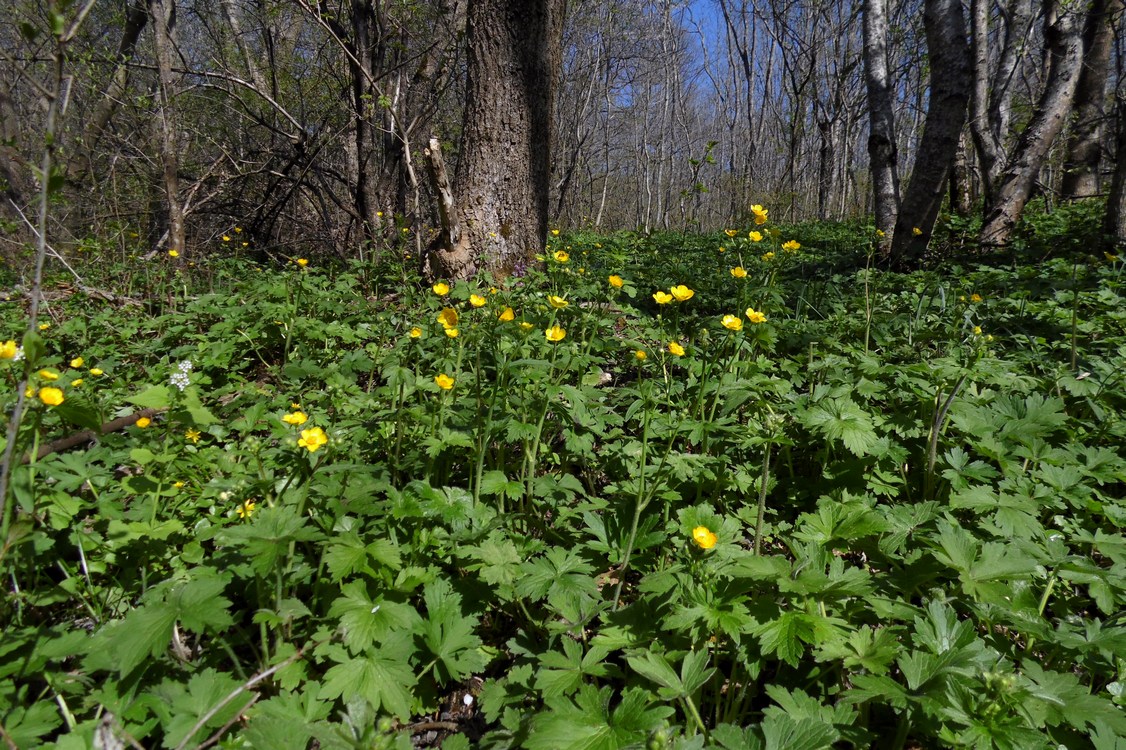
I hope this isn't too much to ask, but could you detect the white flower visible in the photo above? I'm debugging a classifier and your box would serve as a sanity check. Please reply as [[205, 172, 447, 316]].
[[13, 347, 24, 362], [177, 360, 194, 373], [170, 371, 190, 391]]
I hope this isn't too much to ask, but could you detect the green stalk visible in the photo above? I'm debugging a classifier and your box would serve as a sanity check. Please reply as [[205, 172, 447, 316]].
[[753, 442, 772, 555], [612, 406, 650, 610]]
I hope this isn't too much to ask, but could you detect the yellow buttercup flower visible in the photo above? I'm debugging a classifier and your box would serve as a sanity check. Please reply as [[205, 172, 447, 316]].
[[236, 500, 257, 519], [39, 369, 60, 381], [548, 295, 569, 309], [970, 293, 983, 303], [875, 229, 885, 237], [136, 417, 151, 428], [445, 327, 459, 338], [730, 266, 747, 278], [297, 426, 328, 452], [973, 326, 983, 336], [25, 386, 36, 398], [692, 525, 718, 549], [545, 325, 566, 342], [71, 378, 83, 387], [750, 205, 768, 225], [668, 341, 685, 357], [39, 387, 64, 406], [89, 367, 104, 376], [186, 428, 202, 443], [168, 249, 179, 258], [0, 340, 17, 359], [745, 307, 767, 324], [653, 291, 673, 304], [234, 227, 242, 233], [409, 326, 422, 338], [912, 227, 923, 236], [498, 307, 515, 322], [435, 373, 455, 390], [551, 229, 560, 236], [670, 285, 694, 302], [608, 274, 624, 288], [38, 323, 50, 330], [553, 250, 570, 263], [722, 314, 743, 331], [724, 229, 737, 237], [634, 350, 647, 361], [438, 307, 459, 328], [296, 258, 309, 267], [223, 235, 231, 242], [782, 240, 800, 252], [70, 357, 84, 368], [1105, 252, 1119, 262], [718, 246, 726, 253], [283, 411, 308, 425], [761, 251, 775, 262], [470, 294, 487, 308], [432, 282, 450, 296], [748, 231, 763, 242]]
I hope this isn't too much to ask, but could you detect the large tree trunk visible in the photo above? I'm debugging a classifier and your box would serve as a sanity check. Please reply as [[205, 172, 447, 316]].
[[889, 0, 971, 267], [149, 0, 186, 256], [980, 0, 1085, 247], [1061, 0, 1124, 199], [429, 0, 565, 280], [862, 0, 899, 251]]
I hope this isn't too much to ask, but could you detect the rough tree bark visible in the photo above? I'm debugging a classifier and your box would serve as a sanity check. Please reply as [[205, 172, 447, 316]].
[[862, 0, 899, 251], [889, 0, 971, 267], [1061, 0, 1124, 199], [429, 0, 565, 280], [980, 0, 1085, 247]]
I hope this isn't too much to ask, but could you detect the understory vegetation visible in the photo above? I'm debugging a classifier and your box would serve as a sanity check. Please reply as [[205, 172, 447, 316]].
[[1, 209, 1124, 749]]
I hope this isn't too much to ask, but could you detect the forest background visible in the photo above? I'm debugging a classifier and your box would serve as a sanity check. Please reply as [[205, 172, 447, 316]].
[[4, 0, 1126, 277]]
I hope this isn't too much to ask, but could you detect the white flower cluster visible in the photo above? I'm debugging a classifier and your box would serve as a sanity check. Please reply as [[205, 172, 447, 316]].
[[170, 360, 193, 391], [13, 347, 24, 362]]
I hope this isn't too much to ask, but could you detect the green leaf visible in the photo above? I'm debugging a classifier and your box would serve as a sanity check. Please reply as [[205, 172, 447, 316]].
[[526, 685, 672, 750], [319, 652, 416, 720], [418, 578, 485, 684], [761, 712, 838, 750], [52, 392, 103, 431], [800, 396, 878, 457], [160, 668, 245, 748], [127, 384, 172, 410]]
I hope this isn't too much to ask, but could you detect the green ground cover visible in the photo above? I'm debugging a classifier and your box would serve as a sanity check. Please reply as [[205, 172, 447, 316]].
[[1, 216, 1124, 749]]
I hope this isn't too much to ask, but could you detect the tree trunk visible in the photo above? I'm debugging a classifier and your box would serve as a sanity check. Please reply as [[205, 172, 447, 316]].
[[1061, 0, 1124, 199], [149, 0, 185, 255], [70, 0, 148, 186], [980, 0, 1085, 247], [890, 0, 971, 267], [862, 0, 899, 250], [429, 0, 564, 280], [1103, 88, 1126, 244], [950, 128, 973, 216]]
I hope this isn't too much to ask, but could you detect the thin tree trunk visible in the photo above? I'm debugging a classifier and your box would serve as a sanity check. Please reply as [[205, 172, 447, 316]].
[[890, 0, 971, 266], [863, 0, 899, 249], [71, 0, 148, 185], [1102, 87, 1126, 243], [1061, 0, 1124, 199], [149, 0, 185, 255], [980, 0, 1086, 247]]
